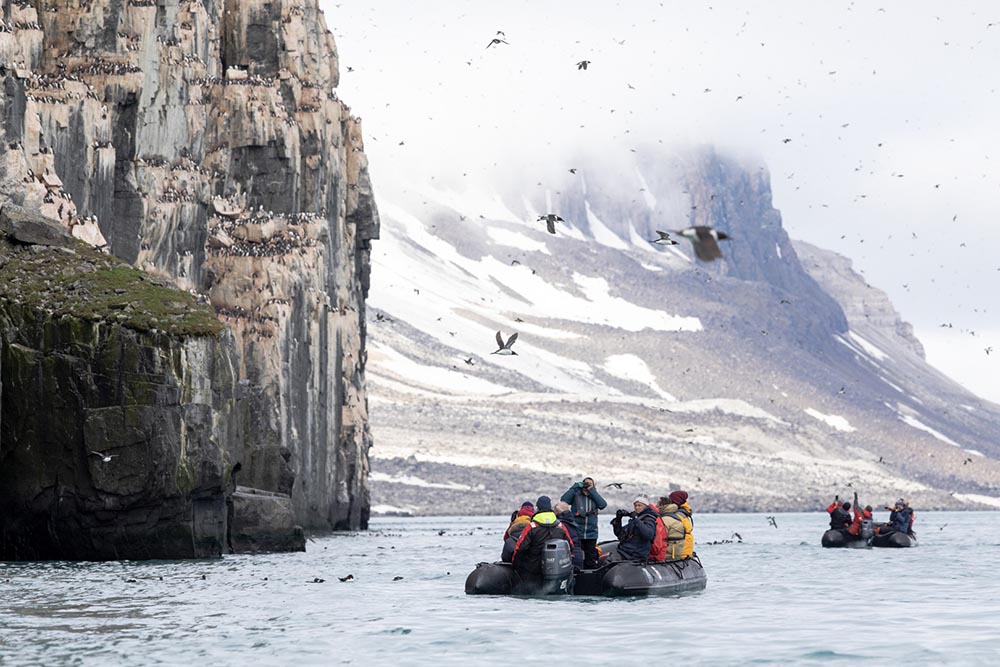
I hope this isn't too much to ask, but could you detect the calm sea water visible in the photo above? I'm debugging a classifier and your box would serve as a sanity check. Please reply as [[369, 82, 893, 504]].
[[2, 512, 999, 666]]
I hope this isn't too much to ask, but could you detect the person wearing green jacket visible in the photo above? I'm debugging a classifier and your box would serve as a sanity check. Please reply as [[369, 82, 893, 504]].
[[560, 477, 607, 569]]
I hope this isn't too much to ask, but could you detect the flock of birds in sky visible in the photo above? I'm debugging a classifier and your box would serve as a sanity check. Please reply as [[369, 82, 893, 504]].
[[336, 11, 998, 389], [467, 20, 992, 365]]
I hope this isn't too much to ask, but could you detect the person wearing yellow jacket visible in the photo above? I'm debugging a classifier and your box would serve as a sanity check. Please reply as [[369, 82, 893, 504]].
[[655, 496, 688, 560], [658, 490, 695, 559]]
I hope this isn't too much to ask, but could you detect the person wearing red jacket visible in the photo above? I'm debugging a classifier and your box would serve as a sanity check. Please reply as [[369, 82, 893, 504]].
[[826, 496, 852, 531], [848, 492, 873, 537]]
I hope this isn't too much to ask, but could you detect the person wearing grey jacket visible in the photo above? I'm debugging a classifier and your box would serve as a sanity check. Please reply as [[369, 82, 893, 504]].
[[560, 477, 607, 568]]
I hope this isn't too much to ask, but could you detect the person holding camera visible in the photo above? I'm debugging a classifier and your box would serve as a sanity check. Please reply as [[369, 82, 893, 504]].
[[826, 494, 852, 532], [610, 495, 658, 561], [878, 498, 914, 536], [560, 477, 608, 569]]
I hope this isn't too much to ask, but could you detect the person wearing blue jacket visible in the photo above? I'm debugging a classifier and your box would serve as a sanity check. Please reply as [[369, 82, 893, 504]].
[[560, 477, 607, 568], [610, 496, 658, 561]]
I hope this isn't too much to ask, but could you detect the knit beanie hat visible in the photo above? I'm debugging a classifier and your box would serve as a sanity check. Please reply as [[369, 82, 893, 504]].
[[535, 495, 553, 512], [668, 490, 689, 506], [633, 495, 650, 507]]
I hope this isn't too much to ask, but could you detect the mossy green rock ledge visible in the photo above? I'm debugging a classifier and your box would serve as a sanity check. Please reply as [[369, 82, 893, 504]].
[[0, 205, 304, 559]]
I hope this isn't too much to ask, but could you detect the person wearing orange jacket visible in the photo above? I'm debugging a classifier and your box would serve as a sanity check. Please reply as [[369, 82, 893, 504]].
[[847, 491, 873, 537]]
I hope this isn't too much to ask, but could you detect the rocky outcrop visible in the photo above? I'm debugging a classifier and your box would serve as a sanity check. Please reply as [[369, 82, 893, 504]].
[[794, 240, 925, 358], [1, 0, 379, 553], [0, 205, 249, 560]]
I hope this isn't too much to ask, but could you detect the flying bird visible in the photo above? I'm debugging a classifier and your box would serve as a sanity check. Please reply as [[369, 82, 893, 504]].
[[986, 347, 993, 356], [492, 331, 518, 356], [673, 226, 731, 262], [605, 482, 626, 489], [486, 37, 509, 48], [651, 230, 679, 246], [576, 60, 591, 70], [766, 515, 778, 528], [537, 213, 564, 234], [90, 451, 116, 463]]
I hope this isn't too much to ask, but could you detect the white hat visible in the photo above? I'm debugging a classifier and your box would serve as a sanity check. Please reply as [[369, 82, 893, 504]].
[[633, 495, 650, 506]]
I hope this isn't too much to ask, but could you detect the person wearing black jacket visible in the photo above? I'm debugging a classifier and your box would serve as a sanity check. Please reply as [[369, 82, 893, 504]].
[[610, 496, 658, 561], [827, 496, 852, 532], [511, 496, 575, 583], [554, 501, 584, 568]]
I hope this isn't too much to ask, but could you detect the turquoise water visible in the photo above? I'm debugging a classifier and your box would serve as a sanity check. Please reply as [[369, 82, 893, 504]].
[[2, 512, 999, 666]]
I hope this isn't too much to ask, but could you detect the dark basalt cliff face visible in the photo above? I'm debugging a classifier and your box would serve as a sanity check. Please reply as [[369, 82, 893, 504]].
[[0, 206, 251, 559], [0, 0, 378, 558]]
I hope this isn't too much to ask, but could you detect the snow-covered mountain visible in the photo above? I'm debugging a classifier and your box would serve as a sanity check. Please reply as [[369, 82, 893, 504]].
[[364, 146, 1000, 515]]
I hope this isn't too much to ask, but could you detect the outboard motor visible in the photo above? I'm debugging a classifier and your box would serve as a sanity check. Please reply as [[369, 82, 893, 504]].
[[860, 518, 875, 541], [539, 540, 573, 595]]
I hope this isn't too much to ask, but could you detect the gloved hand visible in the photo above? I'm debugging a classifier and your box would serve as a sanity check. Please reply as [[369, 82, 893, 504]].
[[615, 509, 630, 518]]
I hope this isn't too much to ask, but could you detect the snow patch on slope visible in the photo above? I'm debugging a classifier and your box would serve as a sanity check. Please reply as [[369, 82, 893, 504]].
[[372, 343, 511, 396], [953, 493, 1000, 509], [370, 472, 474, 491], [671, 399, 785, 423], [634, 166, 658, 209], [487, 226, 551, 254], [804, 408, 856, 432], [603, 354, 676, 400], [585, 201, 630, 250], [899, 414, 961, 447], [848, 331, 890, 361]]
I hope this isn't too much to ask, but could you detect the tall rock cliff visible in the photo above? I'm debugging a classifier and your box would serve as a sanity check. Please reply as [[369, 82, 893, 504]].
[[0, 205, 248, 559], [0, 0, 379, 552]]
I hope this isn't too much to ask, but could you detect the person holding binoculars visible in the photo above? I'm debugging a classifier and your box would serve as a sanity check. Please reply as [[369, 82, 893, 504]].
[[560, 477, 607, 569], [610, 496, 658, 562]]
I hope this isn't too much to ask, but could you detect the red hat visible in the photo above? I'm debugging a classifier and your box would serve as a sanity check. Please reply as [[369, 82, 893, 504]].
[[668, 490, 688, 505]]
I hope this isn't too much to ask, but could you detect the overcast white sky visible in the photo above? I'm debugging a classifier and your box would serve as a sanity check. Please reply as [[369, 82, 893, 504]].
[[323, 0, 1000, 402]]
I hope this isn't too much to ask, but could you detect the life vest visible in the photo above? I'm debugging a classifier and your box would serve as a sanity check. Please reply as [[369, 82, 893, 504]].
[[511, 512, 572, 576], [676, 503, 695, 558], [649, 516, 668, 562], [660, 509, 692, 559], [848, 509, 873, 536]]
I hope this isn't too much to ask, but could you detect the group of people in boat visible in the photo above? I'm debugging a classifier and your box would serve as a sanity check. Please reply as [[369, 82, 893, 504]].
[[826, 492, 915, 540], [501, 476, 695, 585]]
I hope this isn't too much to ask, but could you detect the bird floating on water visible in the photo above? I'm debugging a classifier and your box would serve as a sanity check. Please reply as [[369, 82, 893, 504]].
[[673, 226, 730, 262], [537, 213, 564, 235], [492, 331, 518, 355]]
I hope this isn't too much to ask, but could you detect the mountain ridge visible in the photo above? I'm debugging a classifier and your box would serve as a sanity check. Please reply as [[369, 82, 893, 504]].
[[364, 147, 1000, 515]]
